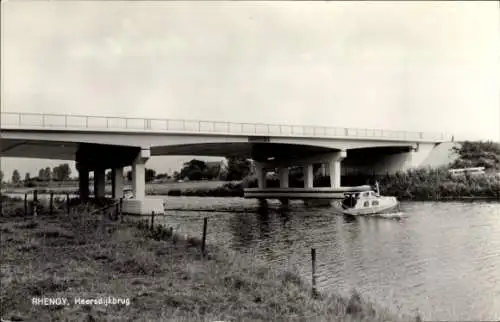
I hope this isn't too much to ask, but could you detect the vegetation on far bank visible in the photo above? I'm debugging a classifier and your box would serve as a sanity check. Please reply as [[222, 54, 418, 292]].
[[0, 201, 419, 322]]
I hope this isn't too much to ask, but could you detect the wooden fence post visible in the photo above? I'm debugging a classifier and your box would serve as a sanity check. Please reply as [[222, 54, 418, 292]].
[[49, 192, 54, 215], [201, 217, 208, 257], [311, 248, 318, 297], [66, 193, 70, 214], [32, 190, 38, 218], [150, 211, 155, 230], [24, 193, 28, 216], [119, 197, 124, 222]]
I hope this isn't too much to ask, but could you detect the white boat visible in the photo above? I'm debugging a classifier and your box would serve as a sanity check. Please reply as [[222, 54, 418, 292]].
[[333, 182, 402, 217], [123, 188, 134, 199]]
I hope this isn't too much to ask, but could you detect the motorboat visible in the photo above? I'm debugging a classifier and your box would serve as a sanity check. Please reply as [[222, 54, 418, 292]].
[[333, 182, 402, 217], [123, 188, 134, 199]]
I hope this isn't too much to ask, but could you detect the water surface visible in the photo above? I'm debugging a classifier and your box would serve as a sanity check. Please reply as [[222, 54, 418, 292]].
[[158, 197, 500, 321]]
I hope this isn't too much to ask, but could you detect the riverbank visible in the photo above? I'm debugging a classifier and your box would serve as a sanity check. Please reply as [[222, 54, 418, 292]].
[[0, 207, 418, 321]]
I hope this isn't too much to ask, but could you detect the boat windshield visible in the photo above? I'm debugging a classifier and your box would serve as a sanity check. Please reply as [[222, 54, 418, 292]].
[[342, 193, 358, 208]]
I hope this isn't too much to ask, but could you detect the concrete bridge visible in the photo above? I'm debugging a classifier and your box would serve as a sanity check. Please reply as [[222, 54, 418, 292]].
[[1, 112, 452, 213]]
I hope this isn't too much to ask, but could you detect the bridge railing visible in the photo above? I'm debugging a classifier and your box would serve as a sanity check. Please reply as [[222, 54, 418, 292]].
[[0, 112, 451, 142]]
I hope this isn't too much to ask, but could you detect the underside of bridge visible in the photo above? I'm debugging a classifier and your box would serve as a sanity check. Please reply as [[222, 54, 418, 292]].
[[2, 136, 436, 212]]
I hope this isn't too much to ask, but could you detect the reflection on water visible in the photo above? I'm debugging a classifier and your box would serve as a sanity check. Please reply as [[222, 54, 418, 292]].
[[158, 197, 500, 321]]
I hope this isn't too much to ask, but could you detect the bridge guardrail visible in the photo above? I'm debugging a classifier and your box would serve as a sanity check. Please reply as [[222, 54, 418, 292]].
[[0, 112, 451, 142]]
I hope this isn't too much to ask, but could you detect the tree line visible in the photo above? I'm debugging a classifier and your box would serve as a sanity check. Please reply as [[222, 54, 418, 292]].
[[1, 163, 72, 185], [0, 157, 252, 185], [174, 157, 252, 181]]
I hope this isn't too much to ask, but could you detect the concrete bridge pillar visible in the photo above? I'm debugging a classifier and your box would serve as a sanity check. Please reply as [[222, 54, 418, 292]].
[[278, 167, 289, 188], [93, 168, 106, 199], [255, 162, 267, 189], [111, 167, 124, 199], [77, 166, 90, 202], [304, 164, 314, 188], [319, 164, 327, 176], [132, 149, 150, 200], [329, 150, 347, 188]]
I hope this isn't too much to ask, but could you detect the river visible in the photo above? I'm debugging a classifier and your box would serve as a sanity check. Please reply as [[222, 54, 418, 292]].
[[158, 197, 500, 321]]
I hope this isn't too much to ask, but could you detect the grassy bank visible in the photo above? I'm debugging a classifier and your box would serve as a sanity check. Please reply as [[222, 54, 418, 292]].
[[1, 205, 418, 321]]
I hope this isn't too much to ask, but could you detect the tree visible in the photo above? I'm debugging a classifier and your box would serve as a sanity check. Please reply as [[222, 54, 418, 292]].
[[52, 163, 71, 181], [0, 170, 3, 183], [38, 167, 52, 181], [145, 169, 156, 182], [125, 168, 156, 182], [225, 157, 251, 181], [12, 170, 21, 184], [24, 173, 31, 182], [155, 173, 169, 180], [180, 159, 208, 181], [172, 171, 181, 180], [450, 141, 500, 171], [204, 164, 221, 180], [106, 170, 113, 182]]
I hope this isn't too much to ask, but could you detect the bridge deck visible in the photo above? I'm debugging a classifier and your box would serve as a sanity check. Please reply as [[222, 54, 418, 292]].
[[1, 112, 451, 142]]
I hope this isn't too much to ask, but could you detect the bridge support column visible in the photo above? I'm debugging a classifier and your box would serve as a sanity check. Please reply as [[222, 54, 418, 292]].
[[255, 162, 267, 189], [329, 150, 347, 188], [132, 150, 149, 200], [278, 167, 289, 188], [320, 164, 327, 176], [93, 168, 106, 200], [304, 164, 314, 188], [120, 149, 164, 215], [111, 167, 124, 199], [78, 166, 89, 202]]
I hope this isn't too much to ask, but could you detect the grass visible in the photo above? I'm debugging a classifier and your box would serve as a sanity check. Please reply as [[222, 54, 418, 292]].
[[0, 206, 419, 322]]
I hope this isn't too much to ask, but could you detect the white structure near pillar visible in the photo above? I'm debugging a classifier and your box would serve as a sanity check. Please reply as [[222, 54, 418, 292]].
[[93, 168, 106, 199], [255, 162, 267, 189], [278, 167, 289, 188], [111, 167, 124, 199], [304, 164, 314, 188], [329, 150, 347, 188]]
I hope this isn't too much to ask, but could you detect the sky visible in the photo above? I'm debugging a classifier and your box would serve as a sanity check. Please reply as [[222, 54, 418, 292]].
[[1, 1, 499, 178]]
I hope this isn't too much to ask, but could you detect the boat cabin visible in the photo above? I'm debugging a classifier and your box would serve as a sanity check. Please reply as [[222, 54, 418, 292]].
[[342, 190, 380, 209]]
